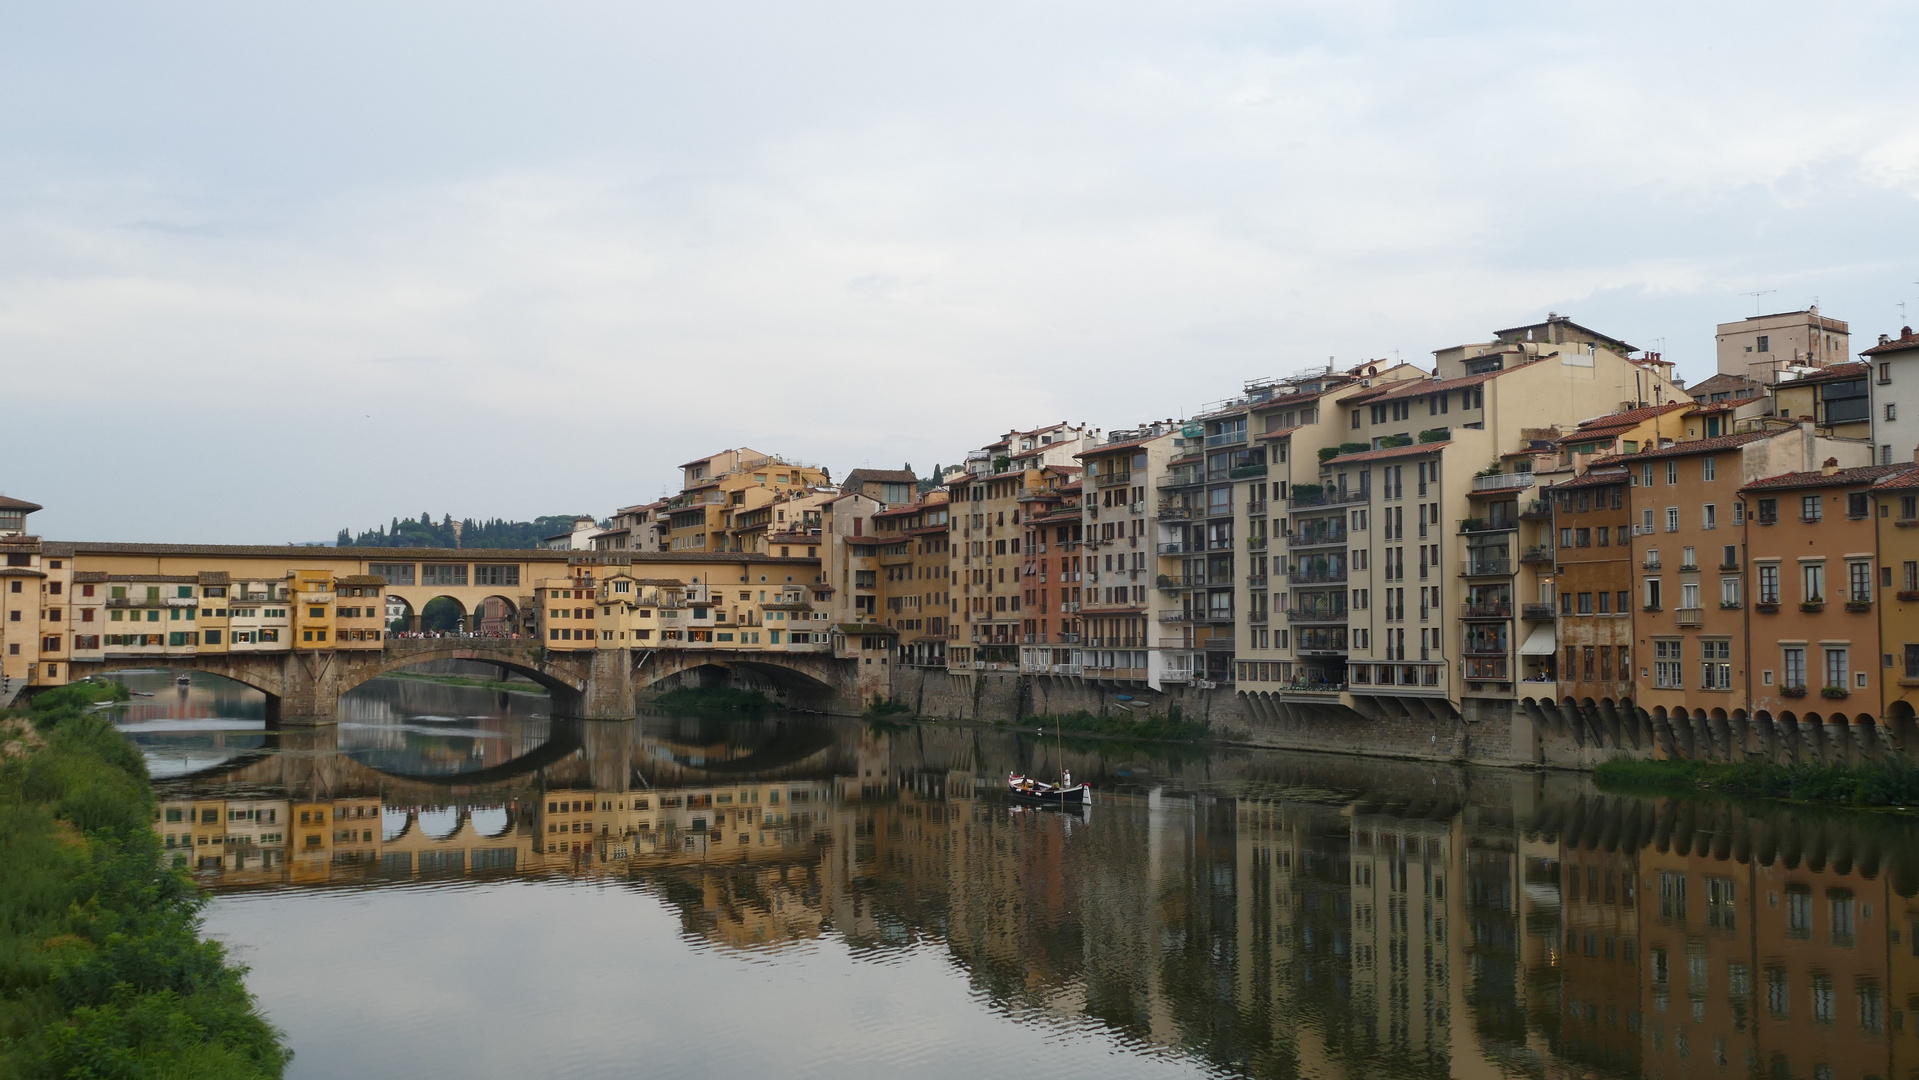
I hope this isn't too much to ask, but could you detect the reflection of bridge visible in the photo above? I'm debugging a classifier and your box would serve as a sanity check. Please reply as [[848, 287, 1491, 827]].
[[81, 638, 859, 723]]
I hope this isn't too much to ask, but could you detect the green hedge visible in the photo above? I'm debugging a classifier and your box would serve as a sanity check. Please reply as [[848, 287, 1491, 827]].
[[0, 683, 289, 1078]]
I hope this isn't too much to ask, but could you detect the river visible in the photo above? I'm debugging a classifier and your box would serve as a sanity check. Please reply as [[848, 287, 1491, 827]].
[[114, 670, 1919, 1080]]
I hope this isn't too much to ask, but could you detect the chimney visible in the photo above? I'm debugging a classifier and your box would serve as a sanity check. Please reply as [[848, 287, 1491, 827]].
[[1822, 457, 1840, 477], [1881, 333, 1892, 346]]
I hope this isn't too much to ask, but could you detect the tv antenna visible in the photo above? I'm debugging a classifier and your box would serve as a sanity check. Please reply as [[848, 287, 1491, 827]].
[[1741, 290, 1775, 316]]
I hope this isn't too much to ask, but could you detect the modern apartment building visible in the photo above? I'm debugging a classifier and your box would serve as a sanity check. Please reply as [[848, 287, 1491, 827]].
[[1772, 361, 1873, 442], [1078, 426, 1181, 687], [1715, 307, 1850, 385], [593, 502, 665, 552], [1014, 467, 1081, 678]]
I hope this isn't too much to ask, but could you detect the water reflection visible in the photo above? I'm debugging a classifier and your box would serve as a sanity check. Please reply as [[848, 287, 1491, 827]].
[[138, 688, 1919, 1080]]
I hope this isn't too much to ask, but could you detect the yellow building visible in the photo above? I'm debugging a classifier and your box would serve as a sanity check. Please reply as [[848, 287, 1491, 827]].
[[662, 448, 832, 552], [1772, 361, 1872, 441], [0, 499, 77, 698], [1875, 466, 1919, 745], [870, 490, 953, 666]]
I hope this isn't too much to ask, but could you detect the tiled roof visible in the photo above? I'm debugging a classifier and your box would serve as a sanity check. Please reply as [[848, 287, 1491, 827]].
[[1255, 425, 1301, 442], [1321, 440, 1450, 465], [1862, 328, 1919, 357], [1075, 432, 1172, 457], [1874, 466, 1919, 490], [0, 495, 41, 512], [1547, 468, 1631, 491], [1346, 370, 1507, 406], [1779, 360, 1870, 386], [1742, 463, 1917, 492], [844, 468, 916, 486], [58, 542, 815, 563], [1591, 430, 1778, 465]]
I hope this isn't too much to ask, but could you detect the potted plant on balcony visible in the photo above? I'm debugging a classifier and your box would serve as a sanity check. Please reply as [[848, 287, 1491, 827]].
[[1801, 596, 1825, 612], [1780, 685, 1807, 698], [1821, 685, 1850, 699], [1755, 600, 1779, 613], [1846, 598, 1872, 613]]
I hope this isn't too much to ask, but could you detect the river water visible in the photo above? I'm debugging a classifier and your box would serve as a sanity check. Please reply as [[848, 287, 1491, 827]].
[[116, 671, 1919, 1080]]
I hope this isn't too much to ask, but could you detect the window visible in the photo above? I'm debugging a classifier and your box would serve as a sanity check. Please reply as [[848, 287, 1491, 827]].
[[1825, 647, 1848, 691], [1666, 507, 1679, 532], [473, 564, 519, 586], [1658, 870, 1688, 918], [421, 564, 468, 586], [1907, 644, 1919, 679], [1822, 379, 1870, 424], [367, 563, 415, 586], [1702, 640, 1731, 689], [1721, 577, 1740, 607], [1760, 564, 1780, 604], [1756, 334, 1770, 353], [1655, 640, 1683, 688], [1802, 495, 1823, 523], [1803, 562, 1825, 602], [1646, 578, 1662, 610], [1848, 492, 1870, 518], [1702, 457, 1716, 481], [1723, 544, 1737, 568], [1703, 504, 1716, 530], [1757, 497, 1778, 524], [1641, 507, 1654, 532], [1828, 889, 1856, 946], [1783, 647, 1806, 690], [1666, 461, 1678, 485], [1706, 877, 1736, 929], [1849, 561, 1872, 602]]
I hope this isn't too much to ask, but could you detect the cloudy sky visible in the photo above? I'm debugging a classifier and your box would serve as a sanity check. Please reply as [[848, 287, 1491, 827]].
[[5, 1, 1917, 542]]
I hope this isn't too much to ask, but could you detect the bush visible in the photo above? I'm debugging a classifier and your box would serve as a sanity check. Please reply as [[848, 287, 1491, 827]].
[[0, 691, 290, 1078], [1378, 434, 1413, 448], [1026, 708, 1207, 743], [861, 695, 913, 718], [1418, 428, 1449, 443]]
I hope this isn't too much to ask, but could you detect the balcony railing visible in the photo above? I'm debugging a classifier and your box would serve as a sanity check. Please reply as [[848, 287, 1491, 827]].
[[1471, 473, 1537, 492], [1248, 611, 1269, 624], [1158, 542, 1197, 555], [1289, 530, 1347, 548], [1093, 471, 1133, 487], [1287, 488, 1369, 509], [1675, 607, 1704, 627], [1463, 559, 1512, 577], [1463, 602, 1513, 619], [1247, 574, 1269, 589], [1205, 430, 1248, 448], [1462, 641, 1510, 657], [1156, 471, 1204, 490], [1247, 537, 1268, 551], [1519, 547, 1554, 565], [1521, 603, 1555, 621], [1460, 519, 1518, 534], [1227, 463, 1268, 480], [1519, 500, 1552, 521], [1156, 504, 1198, 521], [1155, 574, 1206, 590], [1288, 569, 1349, 584], [1156, 610, 1196, 623], [1287, 607, 1348, 623]]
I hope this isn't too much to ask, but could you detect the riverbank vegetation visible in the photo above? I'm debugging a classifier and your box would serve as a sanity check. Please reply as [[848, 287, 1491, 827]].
[[0, 683, 289, 1079], [1023, 708, 1208, 743], [861, 696, 914, 718], [651, 687, 773, 713], [1594, 756, 1919, 809]]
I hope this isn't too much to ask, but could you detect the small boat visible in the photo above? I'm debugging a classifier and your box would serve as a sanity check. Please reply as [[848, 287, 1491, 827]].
[[174, 674, 191, 686], [1007, 772, 1091, 807], [130, 690, 155, 698]]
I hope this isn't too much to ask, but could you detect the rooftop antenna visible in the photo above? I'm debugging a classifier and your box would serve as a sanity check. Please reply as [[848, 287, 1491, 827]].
[[1742, 290, 1775, 316]]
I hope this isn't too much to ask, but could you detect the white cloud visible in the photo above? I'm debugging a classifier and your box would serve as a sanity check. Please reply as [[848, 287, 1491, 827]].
[[2, 0, 1917, 539]]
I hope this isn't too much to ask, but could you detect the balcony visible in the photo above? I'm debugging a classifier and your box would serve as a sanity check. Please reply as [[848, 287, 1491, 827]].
[[1519, 500, 1552, 521], [1462, 559, 1512, 577], [1471, 473, 1537, 492], [1093, 471, 1134, 488], [1462, 640, 1510, 657], [1205, 430, 1248, 448], [1288, 568, 1349, 585], [1675, 607, 1704, 627], [1286, 488, 1369, 510], [1157, 610, 1196, 623], [1158, 669, 1193, 684], [1521, 603, 1556, 621], [1287, 607, 1348, 623], [1247, 574, 1269, 589], [1463, 602, 1512, 619], [1459, 518, 1519, 534], [1288, 529, 1347, 549], [1156, 471, 1205, 490], [1158, 541, 1197, 556], [1247, 536, 1268, 552], [1248, 611, 1269, 624], [1228, 463, 1268, 481], [1156, 574, 1204, 590], [1156, 504, 1198, 521], [1519, 547, 1554, 565]]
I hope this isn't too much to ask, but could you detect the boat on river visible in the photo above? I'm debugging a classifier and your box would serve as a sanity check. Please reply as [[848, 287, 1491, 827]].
[[1007, 772, 1090, 807]]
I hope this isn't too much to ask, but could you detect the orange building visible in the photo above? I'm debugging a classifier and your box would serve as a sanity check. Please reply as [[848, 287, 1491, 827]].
[[1017, 467, 1083, 675], [1546, 466, 1635, 705], [1742, 463, 1912, 762]]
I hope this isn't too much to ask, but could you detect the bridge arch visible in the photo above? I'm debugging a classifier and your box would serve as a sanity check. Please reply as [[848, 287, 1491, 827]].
[[417, 595, 469, 634]]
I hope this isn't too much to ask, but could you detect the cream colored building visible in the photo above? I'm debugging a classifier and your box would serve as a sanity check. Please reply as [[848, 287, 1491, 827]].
[[1715, 307, 1850, 385]]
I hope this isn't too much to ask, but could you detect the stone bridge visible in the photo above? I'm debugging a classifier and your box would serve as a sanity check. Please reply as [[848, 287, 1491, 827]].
[[77, 639, 863, 724]]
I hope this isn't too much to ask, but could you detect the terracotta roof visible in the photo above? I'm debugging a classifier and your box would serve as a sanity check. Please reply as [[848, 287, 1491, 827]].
[[1547, 468, 1631, 492], [0, 495, 42, 512], [1862, 328, 1919, 357], [1686, 402, 1739, 415], [1686, 373, 1767, 399], [1779, 361, 1870, 386], [1572, 402, 1689, 431], [1874, 467, 1919, 491], [1074, 432, 1171, 458], [1255, 425, 1301, 442], [1591, 430, 1778, 465], [58, 542, 814, 563], [1491, 317, 1635, 353], [1346, 369, 1507, 406], [71, 571, 108, 583], [336, 574, 387, 585], [0, 567, 46, 577], [1741, 463, 1915, 492], [1322, 440, 1450, 465]]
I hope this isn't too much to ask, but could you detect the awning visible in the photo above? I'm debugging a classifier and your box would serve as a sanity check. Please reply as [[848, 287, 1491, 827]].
[[1518, 624, 1557, 656]]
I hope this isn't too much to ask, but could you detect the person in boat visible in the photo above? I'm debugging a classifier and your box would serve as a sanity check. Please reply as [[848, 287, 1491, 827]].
[[1062, 769, 1071, 788]]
